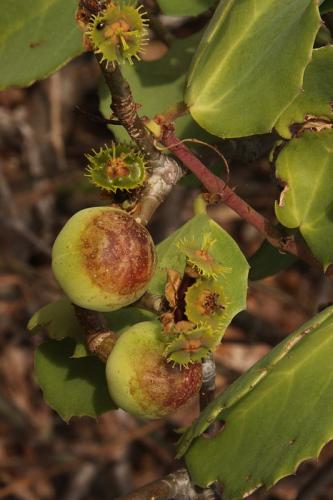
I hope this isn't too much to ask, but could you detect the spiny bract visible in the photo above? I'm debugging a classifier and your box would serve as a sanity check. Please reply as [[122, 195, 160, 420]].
[[87, 1, 149, 64], [177, 233, 231, 279], [86, 143, 147, 192], [185, 278, 229, 330], [163, 323, 217, 366]]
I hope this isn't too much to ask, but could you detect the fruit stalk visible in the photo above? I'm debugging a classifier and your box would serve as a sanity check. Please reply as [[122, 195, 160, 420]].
[[74, 305, 117, 362]]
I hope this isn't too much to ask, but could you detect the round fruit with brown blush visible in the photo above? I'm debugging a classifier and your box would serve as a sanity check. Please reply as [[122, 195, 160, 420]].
[[52, 207, 156, 312], [106, 321, 202, 419]]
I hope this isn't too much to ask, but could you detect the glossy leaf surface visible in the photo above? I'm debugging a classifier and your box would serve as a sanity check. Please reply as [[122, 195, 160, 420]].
[[0, 0, 83, 90], [178, 307, 333, 499], [185, 0, 320, 138]]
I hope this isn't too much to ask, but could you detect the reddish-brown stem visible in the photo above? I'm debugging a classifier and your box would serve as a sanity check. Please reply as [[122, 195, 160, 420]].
[[161, 129, 328, 274]]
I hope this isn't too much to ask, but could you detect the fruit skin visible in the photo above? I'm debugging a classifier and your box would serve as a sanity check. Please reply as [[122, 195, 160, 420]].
[[106, 321, 202, 419], [52, 207, 156, 312]]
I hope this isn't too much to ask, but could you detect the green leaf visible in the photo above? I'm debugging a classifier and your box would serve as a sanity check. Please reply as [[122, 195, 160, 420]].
[[185, 0, 320, 138], [320, 0, 333, 14], [0, 0, 83, 90], [99, 31, 210, 141], [157, 0, 214, 16], [29, 297, 156, 356], [149, 213, 249, 339], [177, 306, 333, 499], [275, 129, 333, 270], [248, 239, 297, 281], [35, 338, 116, 421], [104, 307, 157, 332], [275, 46, 333, 138], [28, 298, 83, 341]]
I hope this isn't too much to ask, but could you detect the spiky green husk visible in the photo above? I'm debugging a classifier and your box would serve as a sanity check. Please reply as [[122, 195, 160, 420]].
[[87, 2, 149, 64], [177, 233, 231, 279], [185, 278, 229, 330], [86, 143, 147, 192], [163, 324, 217, 367]]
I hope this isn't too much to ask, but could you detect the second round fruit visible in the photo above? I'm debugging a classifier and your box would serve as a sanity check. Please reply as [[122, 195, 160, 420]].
[[106, 321, 202, 419]]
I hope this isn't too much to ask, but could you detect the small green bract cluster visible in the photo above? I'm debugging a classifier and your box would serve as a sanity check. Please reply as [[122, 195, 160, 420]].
[[86, 143, 147, 192], [87, 1, 149, 64]]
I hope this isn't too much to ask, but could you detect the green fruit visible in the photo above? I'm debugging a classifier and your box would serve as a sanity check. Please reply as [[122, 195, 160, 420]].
[[106, 321, 202, 419], [52, 207, 156, 312]]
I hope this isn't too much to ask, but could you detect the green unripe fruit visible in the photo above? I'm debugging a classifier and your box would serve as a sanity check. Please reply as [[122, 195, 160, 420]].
[[106, 321, 202, 419], [52, 207, 156, 312]]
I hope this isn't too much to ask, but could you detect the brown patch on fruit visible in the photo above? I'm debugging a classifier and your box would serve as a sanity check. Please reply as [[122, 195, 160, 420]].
[[81, 210, 156, 297], [130, 349, 202, 417]]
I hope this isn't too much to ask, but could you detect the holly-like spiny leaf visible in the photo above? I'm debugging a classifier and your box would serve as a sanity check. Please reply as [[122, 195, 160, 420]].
[[35, 338, 116, 421], [29, 298, 156, 358], [149, 213, 249, 342], [275, 129, 333, 270], [185, 0, 320, 138], [178, 306, 333, 499]]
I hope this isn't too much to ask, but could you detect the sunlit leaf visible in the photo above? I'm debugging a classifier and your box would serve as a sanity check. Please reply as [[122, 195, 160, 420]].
[[185, 0, 320, 138], [275, 46, 333, 138], [275, 129, 333, 270], [177, 307, 333, 499], [149, 213, 249, 341]]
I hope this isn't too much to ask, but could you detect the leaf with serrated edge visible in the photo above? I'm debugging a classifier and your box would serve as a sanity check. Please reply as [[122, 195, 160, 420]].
[[185, 0, 320, 138], [275, 130, 333, 270], [177, 306, 333, 499], [29, 298, 156, 357], [275, 47, 333, 138], [149, 213, 249, 342], [28, 298, 82, 341], [35, 338, 116, 421], [0, 0, 83, 90]]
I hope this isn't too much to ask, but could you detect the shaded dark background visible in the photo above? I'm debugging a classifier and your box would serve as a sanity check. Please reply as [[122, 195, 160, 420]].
[[1, 10, 333, 500]]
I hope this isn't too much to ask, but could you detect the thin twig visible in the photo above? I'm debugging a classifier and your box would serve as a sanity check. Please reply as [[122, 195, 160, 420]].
[[117, 468, 217, 500], [74, 306, 117, 362], [99, 60, 160, 160], [161, 129, 329, 274]]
